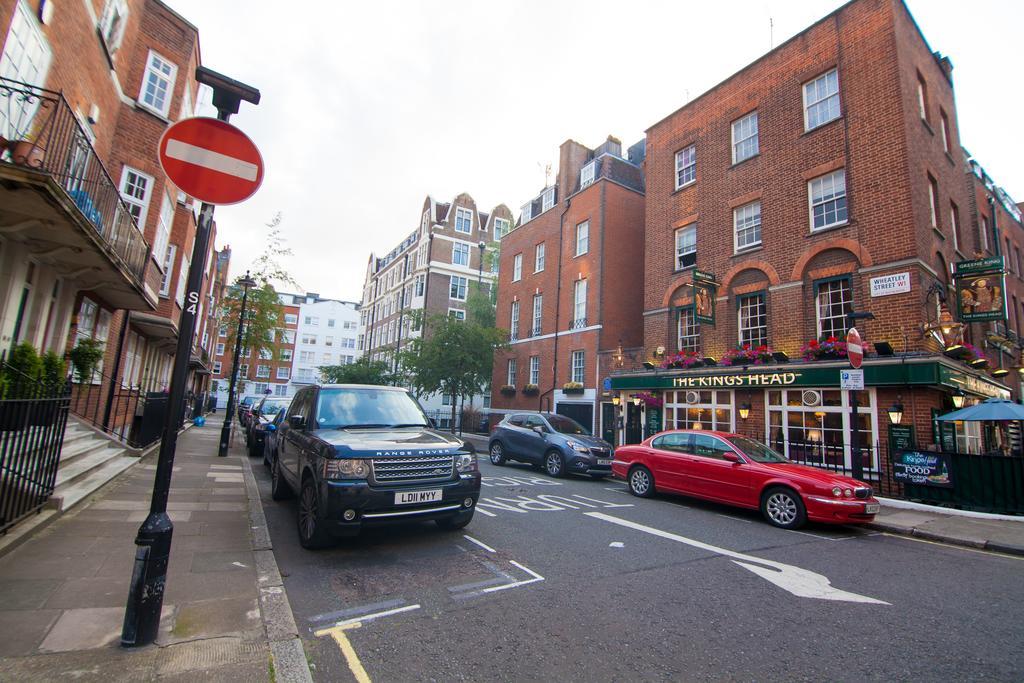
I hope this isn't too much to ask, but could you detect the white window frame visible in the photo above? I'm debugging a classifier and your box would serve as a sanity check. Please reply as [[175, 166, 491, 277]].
[[816, 279, 852, 340], [675, 145, 696, 189], [0, 1, 53, 141], [580, 161, 596, 189], [575, 221, 589, 256], [520, 203, 532, 225], [808, 169, 848, 232], [510, 300, 520, 341], [452, 241, 470, 266], [153, 192, 173, 272], [571, 350, 585, 384], [98, 0, 129, 53], [159, 244, 176, 296], [495, 217, 510, 239], [284, 313, 297, 324], [731, 111, 759, 164], [940, 109, 951, 153], [280, 348, 293, 361], [803, 69, 841, 131], [507, 358, 517, 386], [213, 361, 222, 374], [541, 187, 555, 211], [454, 207, 473, 234], [928, 175, 939, 230], [675, 225, 696, 270], [573, 279, 587, 324], [118, 166, 153, 231], [449, 275, 468, 301], [677, 308, 700, 352], [215, 342, 225, 356], [448, 308, 466, 321], [530, 356, 540, 385], [737, 293, 767, 347], [175, 254, 189, 307], [138, 50, 178, 118], [733, 201, 762, 252], [256, 365, 270, 379], [534, 243, 545, 272], [513, 254, 523, 282], [532, 294, 543, 335]]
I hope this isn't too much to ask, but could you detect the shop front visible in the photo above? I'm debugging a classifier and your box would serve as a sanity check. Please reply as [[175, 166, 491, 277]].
[[608, 356, 1011, 478]]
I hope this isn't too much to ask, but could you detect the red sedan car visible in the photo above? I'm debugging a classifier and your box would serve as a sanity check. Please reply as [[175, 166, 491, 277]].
[[612, 430, 880, 529]]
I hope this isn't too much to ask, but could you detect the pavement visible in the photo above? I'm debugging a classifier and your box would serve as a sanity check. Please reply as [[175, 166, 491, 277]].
[[462, 431, 1024, 556], [0, 423, 312, 682]]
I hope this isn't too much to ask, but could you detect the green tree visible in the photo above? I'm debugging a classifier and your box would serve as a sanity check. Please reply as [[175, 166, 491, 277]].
[[222, 280, 282, 362], [399, 289, 506, 431], [319, 357, 395, 385]]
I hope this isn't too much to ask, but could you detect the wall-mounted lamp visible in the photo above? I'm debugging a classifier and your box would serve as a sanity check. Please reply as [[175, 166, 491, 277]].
[[632, 395, 642, 407], [887, 398, 904, 425], [612, 396, 620, 406], [738, 402, 751, 420], [951, 388, 966, 409]]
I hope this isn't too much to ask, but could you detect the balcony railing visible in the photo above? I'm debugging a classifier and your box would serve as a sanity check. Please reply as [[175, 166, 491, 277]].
[[0, 78, 151, 282]]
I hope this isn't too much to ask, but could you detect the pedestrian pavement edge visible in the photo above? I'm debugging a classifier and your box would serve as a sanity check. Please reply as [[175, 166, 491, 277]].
[[239, 451, 314, 683]]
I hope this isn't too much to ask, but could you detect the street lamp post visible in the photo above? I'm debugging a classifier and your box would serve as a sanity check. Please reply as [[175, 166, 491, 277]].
[[477, 240, 486, 287], [847, 310, 875, 481], [121, 68, 259, 648], [218, 272, 257, 457]]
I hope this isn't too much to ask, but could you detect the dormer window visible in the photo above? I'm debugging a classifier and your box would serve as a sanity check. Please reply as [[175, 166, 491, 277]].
[[541, 187, 555, 212], [580, 161, 596, 189], [454, 207, 473, 234], [99, 0, 129, 53], [521, 202, 533, 225]]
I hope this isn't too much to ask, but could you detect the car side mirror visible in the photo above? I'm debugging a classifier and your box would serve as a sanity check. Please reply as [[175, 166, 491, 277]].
[[289, 415, 306, 429], [266, 424, 276, 433], [723, 452, 742, 463]]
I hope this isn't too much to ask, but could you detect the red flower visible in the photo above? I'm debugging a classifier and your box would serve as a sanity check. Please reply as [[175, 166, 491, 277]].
[[809, 340, 819, 348]]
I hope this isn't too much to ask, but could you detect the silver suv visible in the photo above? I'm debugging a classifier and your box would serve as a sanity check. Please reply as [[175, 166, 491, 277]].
[[487, 412, 614, 479]]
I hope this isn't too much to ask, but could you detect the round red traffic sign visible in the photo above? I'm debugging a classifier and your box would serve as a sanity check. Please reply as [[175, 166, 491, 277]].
[[847, 327, 863, 369], [157, 117, 263, 205]]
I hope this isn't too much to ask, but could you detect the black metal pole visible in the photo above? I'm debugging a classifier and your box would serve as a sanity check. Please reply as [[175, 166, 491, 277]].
[[218, 277, 253, 457], [121, 102, 244, 647]]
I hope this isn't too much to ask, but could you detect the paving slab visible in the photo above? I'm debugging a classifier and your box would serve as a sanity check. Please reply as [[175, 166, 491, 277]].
[[0, 553, 105, 580], [164, 597, 261, 642], [43, 576, 130, 609], [190, 550, 256, 573], [0, 609, 61, 656], [38, 606, 166, 653], [0, 578, 61, 609]]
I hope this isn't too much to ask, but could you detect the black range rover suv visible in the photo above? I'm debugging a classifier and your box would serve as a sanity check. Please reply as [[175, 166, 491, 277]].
[[271, 384, 481, 548]]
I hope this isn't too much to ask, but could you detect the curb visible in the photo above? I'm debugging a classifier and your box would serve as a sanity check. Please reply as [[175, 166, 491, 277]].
[[867, 520, 1024, 557], [239, 450, 313, 683], [877, 496, 1024, 522]]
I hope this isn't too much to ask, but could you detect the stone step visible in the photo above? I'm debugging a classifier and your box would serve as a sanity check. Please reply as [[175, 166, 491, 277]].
[[59, 437, 112, 465], [49, 455, 138, 512], [53, 445, 125, 489]]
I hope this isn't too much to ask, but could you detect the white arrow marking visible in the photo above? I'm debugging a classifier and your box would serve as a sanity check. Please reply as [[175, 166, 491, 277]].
[[165, 139, 258, 181], [586, 512, 888, 605]]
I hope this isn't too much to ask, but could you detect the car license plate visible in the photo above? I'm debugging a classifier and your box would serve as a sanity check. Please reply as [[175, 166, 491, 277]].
[[597, 458, 612, 465], [865, 503, 880, 514], [395, 489, 442, 505]]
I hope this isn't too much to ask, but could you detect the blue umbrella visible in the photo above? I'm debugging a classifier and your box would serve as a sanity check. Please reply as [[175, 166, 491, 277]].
[[936, 397, 1024, 422]]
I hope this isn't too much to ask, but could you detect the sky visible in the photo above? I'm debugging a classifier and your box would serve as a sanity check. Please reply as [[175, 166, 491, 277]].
[[168, 0, 1024, 302]]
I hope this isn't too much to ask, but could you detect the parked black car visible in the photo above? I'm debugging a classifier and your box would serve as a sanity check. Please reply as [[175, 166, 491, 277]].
[[488, 412, 614, 479], [237, 396, 256, 426], [246, 396, 291, 458], [262, 408, 287, 470], [271, 384, 481, 548]]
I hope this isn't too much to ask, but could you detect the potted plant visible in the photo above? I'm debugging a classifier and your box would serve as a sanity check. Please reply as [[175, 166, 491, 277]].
[[522, 384, 539, 396], [801, 337, 848, 361], [721, 344, 774, 366], [499, 384, 516, 396], [1, 342, 42, 430], [41, 351, 68, 393], [562, 381, 584, 394], [69, 338, 105, 384], [6, 135, 45, 167], [660, 350, 705, 370], [637, 391, 663, 408]]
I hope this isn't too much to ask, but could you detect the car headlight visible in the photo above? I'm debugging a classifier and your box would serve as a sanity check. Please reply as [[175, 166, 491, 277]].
[[566, 440, 590, 453], [832, 486, 842, 497], [323, 458, 370, 480], [456, 452, 477, 473]]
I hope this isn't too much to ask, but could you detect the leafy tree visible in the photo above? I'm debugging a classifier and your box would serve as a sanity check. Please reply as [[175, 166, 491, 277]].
[[222, 280, 282, 362], [399, 290, 506, 431], [319, 357, 395, 386]]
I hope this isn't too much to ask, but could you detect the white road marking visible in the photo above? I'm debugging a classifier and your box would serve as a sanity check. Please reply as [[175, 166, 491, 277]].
[[586, 512, 889, 605], [474, 507, 497, 517], [314, 604, 422, 632], [463, 535, 496, 553], [455, 560, 545, 599], [609, 542, 625, 548], [165, 139, 259, 180]]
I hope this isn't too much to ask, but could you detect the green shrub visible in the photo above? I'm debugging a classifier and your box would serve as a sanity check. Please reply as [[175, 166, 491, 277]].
[[69, 338, 105, 384], [41, 351, 67, 392]]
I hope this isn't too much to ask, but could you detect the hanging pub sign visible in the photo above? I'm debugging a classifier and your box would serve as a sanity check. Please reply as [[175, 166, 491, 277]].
[[892, 451, 953, 488], [955, 256, 1007, 322], [692, 269, 717, 325]]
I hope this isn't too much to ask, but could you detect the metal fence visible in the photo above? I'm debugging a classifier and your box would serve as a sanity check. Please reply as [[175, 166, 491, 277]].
[[0, 77, 151, 281], [69, 367, 175, 449], [0, 361, 71, 534]]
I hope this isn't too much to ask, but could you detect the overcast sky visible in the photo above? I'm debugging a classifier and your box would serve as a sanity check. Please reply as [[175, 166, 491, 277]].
[[169, 0, 1024, 301]]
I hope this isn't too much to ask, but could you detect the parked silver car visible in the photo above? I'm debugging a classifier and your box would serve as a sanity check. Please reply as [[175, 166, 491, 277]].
[[487, 412, 614, 479]]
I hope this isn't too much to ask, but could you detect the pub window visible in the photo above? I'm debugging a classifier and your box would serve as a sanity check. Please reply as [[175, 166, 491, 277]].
[[675, 224, 696, 270], [737, 293, 767, 347], [677, 308, 700, 352], [675, 145, 696, 189], [815, 277, 852, 340], [664, 391, 733, 432], [808, 169, 847, 231], [733, 201, 761, 252], [767, 388, 876, 473]]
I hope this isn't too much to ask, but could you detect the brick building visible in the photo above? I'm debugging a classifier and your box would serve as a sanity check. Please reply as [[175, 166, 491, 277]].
[[361, 193, 513, 416], [0, 0, 224, 443], [490, 136, 645, 438], [610, 0, 1021, 470]]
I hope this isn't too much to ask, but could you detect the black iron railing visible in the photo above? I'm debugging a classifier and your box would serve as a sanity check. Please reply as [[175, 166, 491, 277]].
[[0, 358, 71, 534], [69, 367, 170, 449], [0, 78, 151, 282]]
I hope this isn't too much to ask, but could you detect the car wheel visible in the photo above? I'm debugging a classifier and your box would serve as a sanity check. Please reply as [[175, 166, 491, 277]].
[[489, 442, 507, 466], [761, 486, 807, 529], [271, 455, 291, 501], [436, 512, 474, 531], [298, 476, 332, 549], [627, 466, 654, 498], [544, 450, 565, 478]]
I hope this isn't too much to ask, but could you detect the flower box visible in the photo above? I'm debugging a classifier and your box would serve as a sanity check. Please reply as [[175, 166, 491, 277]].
[[801, 337, 847, 361], [522, 384, 539, 396], [721, 344, 774, 366], [562, 382, 584, 395], [661, 350, 705, 370], [499, 385, 516, 396]]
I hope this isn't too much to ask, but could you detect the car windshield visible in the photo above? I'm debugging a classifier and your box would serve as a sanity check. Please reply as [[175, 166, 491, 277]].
[[546, 414, 589, 435], [729, 436, 788, 463], [260, 400, 290, 417], [315, 388, 428, 429]]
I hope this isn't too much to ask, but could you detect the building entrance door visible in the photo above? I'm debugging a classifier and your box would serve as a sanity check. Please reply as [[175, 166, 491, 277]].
[[625, 402, 643, 444], [600, 402, 616, 445]]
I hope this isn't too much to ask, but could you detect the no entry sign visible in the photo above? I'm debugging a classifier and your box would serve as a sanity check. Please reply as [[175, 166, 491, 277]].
[[847, 327, 864, 369], [158, 117, 263, 205]]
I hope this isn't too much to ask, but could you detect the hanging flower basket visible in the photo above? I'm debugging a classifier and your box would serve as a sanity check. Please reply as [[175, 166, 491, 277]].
[[522, 384, 539, 396], [721, 344, 774, 366], [562, 381, 584, 395], [636, 391, 663, 408], [801, 337, 848, 361], [499, 384, 516, 396], [661, 350, 705, 369]]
